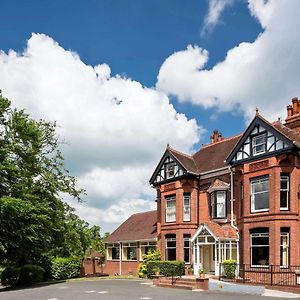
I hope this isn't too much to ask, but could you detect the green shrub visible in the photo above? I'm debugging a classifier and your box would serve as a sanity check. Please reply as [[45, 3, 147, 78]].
[[19, 264, 45, 285], [51, 257, 81, 280], [146, 260, 184, 278], [1, 266, 20, 286], [222, 259, 237, 279], [138, 249, 161, 278]]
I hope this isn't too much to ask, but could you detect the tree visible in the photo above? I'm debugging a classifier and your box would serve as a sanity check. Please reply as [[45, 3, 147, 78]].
[[0, 93, 84, 266]]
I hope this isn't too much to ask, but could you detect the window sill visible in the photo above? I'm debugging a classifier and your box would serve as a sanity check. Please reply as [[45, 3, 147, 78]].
[[250, 265, 269, 268], [251, 209, 269, 214]]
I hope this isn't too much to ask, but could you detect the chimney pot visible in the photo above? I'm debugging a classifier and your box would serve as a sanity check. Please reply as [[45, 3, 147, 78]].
[[210, 130, 223, 144]]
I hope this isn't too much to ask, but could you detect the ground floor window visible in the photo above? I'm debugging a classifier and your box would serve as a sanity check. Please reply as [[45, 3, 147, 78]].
[[250, 230, 269, 266], [216, 241, 237, 262], [107, 243, 120, 260], [165, 235, 176, 260], [140, 241, 156, 259], [183, 234, 191, 263], [122, 243, 137, 260], [280, 228, 289, 267]]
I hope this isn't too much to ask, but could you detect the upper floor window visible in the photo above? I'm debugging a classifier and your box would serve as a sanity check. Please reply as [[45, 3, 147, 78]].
[[280, 174, 289, 211], [252, 133, 266, 156], [183, 193, 191, 221], [250, 176, 269, 213], [165, 195, 176, 222], [166, 162, 175, 179], [211, 191, 226, 218]]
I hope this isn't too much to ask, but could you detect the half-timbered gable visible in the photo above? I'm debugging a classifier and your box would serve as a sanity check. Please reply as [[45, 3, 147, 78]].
[[227, 114, 295, 165]]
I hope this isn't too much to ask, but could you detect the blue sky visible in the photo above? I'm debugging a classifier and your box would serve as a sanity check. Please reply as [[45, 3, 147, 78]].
[[0, 0, 299, 232]]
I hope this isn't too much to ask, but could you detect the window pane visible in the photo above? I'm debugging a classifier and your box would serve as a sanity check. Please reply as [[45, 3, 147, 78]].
[[254, 192, 269, 210], [251, 234, 269, 265]]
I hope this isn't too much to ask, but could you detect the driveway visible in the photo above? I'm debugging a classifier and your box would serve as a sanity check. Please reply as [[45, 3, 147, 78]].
[[0, 278, 297, 300]]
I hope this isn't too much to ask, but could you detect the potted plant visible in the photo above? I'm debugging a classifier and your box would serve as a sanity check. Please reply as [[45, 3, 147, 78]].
[[187, 266, 194, 275], [198, 268, 205, 279], [153, 266, 160, 276]]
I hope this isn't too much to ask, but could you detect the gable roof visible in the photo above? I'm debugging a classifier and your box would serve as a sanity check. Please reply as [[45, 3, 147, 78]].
[[226, 114, 298, 164], [105, 210, 157, 243], [193, 135, 241, 173]]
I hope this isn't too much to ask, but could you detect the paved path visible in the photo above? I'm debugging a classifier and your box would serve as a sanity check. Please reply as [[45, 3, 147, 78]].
[[0, 279, 299, 300]]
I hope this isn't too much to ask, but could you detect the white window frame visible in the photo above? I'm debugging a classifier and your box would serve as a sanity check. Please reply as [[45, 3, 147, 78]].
[[211, 191, 226, 218], [140, 241, 156, 260], [165, 195, 176, 222], [250, 177, 269, 213], [183, 194, 191, 221], [183, 235, 190, 264], [280, 232, 289, 267], [122, 242, 137, 261], [165, 236, 176, 260], [107, 243, 120, 260], [280, 175, 289, 211], [252, 133, 266, 156], [250, 232, 269, 267], [166, 162, 175, 179]]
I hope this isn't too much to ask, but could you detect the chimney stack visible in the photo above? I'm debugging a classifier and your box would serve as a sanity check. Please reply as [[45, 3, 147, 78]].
[[285, 97, 300, 133], [210, 130, 223, 144]]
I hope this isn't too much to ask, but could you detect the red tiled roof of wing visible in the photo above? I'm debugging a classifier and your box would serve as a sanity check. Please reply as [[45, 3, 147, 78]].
[[193, 134, 242, 173], [273, 121, 300, 148], [105, 210, 157, 243]]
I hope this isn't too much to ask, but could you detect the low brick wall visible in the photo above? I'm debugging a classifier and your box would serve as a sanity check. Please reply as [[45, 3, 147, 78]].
[[103, 260, 140, 276]]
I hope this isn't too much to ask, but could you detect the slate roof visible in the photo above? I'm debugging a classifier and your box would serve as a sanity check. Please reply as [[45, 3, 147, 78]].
[[205, 221, 238, 239], [105, 210, 157, 243]]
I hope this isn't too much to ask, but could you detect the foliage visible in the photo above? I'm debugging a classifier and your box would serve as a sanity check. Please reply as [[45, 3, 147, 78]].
[[19, 264, 45, 285], [1, 266, 20, 286], [138, 249, 161, 278], [1, 264, 45, 286], [222, 259, 237, 279], [51, 257, 81, 280], [146, 260, 185, 278]]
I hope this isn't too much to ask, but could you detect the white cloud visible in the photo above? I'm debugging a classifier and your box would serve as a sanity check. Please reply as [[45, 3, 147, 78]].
[[201, 0, 234, 36], [0, 33, 201, 232], [157, 0, 300, 122]]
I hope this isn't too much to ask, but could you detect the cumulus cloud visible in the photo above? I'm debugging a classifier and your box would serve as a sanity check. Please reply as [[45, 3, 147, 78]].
[[201, 0, 234, 36], [157, 0, 300, 122], [0, 33, 201, 232]]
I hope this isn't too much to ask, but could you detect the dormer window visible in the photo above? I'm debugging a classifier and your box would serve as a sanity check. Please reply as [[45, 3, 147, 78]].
[[252, 133, 266, 156], [210, 191, 226, 218]]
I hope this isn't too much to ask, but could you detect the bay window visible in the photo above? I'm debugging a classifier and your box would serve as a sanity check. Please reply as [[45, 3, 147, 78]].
[[211, 191, 226, 218], [165, 195, 176, 222], [280, 174, 289, 210], [165, 234, 176, 260], [183, 193, 191, 221], [280, 228, 289, 267], [250, 176, 269, 213], [250, 230, 269, 266]]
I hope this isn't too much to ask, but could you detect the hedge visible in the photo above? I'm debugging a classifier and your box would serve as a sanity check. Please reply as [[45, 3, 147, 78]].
[[146, 260, 184, 278], [1, 265, 45, 287], [222, 259, 237, 279], [51, 257, 81, 280]]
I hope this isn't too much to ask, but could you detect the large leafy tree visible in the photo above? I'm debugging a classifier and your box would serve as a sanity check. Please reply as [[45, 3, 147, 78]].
[[0, 93, 86, 266]]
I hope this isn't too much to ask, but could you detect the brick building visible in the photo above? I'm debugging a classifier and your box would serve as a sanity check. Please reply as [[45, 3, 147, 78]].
[[105, 97, 300, 276]]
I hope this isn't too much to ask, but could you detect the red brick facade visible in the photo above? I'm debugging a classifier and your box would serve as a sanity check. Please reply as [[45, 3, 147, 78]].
[[104, 97, 300, 277]]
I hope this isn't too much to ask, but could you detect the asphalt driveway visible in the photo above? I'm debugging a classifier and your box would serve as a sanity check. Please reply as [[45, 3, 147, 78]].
[[0, 278, 297, 300]]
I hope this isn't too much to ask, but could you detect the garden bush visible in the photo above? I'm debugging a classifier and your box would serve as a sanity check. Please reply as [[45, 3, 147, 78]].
[[146, 260, 185, 278], [138, 249, 161, 278], [222, 259, 237, 279], [19, 264, 45, 285], [1, 266, 20, 286], [51, 257, 81, 280]]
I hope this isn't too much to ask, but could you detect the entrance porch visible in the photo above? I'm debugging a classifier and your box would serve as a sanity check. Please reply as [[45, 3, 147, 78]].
[[191, 223, 239, 276]]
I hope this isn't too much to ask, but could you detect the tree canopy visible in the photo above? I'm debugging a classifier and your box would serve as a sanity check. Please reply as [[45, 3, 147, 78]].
[[0, 93, 106, 267]]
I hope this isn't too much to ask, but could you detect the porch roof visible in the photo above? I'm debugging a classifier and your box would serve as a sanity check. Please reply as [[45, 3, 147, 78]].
[[192, 222, 238, 242]]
